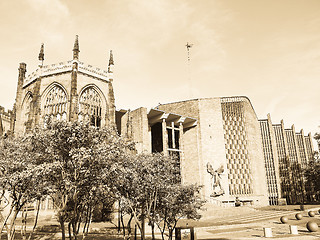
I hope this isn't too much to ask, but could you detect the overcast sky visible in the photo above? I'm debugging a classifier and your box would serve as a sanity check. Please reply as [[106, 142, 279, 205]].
[[0, 0, 319, 141]]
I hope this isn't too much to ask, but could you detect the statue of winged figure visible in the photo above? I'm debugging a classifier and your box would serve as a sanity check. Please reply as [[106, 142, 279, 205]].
[[207, 162, 225, 197]]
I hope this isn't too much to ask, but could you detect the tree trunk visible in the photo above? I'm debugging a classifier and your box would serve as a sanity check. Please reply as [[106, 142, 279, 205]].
[[168, 228, 173, 240], [140, 215, 145, 240], [85, 210, 92, 234], [156, 221, 166, 240], [68, 222, 72, 240], [21, 207, 27, 240], [82, 206, 91, 240], [72, 222, 78, 240], [8, 226, 16, 240], [76, 218, 81, 235], [126, 214, 133, 240], [0, 204, 14, 240], [120, 211, 126, 237], [28, 200, 41, 240], [8, 206, 22, 240], [151, 222, 155, 240], [59, 218, 66, 240], [161, 231, 165, 240], [118, 200, 121, 233], [134, 224, 137, 240], [58, 194, 68, 240]]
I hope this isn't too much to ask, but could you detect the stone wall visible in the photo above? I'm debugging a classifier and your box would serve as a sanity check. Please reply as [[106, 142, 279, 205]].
[[197, 98, 229, 202], [158, 100, 202, 187], [121, 108, 151, 154], [242, 98, 269, 206], [0, 106, 13, 136], [14, 68, 114, 134], [159, 97, 269, 206]]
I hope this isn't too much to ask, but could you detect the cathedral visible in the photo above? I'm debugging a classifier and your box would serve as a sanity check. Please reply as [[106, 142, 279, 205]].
[[13, 36, 115, 134], [0, 36, 315, 207]]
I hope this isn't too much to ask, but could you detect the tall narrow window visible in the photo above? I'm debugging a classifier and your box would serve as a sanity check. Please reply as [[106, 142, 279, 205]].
[[79, 87, 102, 127], [22, 93, 32, 121], [21, 93, 33, 132], [167, 122, 181, 181], [44, 85, 68, 121]]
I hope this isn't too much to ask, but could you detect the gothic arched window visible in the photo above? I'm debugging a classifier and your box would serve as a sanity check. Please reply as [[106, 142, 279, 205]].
[[79, 87, 102, 127], [22, 93, 32, 121], [43, 85, 67, 121]]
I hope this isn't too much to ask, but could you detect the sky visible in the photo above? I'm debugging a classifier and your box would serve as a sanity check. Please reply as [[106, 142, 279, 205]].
[[0, 0, 319, 142]]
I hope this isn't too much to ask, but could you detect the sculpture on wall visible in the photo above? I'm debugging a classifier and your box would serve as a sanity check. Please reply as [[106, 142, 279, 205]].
[[207, 162, 225, 197]]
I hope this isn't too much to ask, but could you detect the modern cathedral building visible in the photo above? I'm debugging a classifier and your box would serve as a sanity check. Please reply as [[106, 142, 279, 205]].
[[0, 37, 315, 207]]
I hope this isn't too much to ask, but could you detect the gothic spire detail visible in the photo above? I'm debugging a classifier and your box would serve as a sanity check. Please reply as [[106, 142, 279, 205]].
[[38, 43, 44, 62], [73, 35, 80, 60], [108, 50, 114, 66]]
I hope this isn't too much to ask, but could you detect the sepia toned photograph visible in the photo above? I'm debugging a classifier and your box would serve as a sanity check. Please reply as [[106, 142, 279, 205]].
[[0, 0, 320, 239]]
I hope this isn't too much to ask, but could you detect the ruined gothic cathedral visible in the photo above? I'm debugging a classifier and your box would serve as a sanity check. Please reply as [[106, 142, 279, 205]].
[[14, 36, 115, 133], [0, 36, 315, 207]]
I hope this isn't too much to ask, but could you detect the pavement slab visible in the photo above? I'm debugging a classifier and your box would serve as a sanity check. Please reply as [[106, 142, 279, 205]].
[[194, 207, 320, 240]]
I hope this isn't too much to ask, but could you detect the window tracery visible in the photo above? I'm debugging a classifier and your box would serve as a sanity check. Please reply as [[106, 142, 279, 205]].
[[79, 87, 102, 127], [22, 93, 32, 121], [43, 85, 67, 121]]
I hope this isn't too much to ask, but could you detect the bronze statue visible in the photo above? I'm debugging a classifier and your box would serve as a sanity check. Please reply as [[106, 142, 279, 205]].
[[207, 162, 225, 197]]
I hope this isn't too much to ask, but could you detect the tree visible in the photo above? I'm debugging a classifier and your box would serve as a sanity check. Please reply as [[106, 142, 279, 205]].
[[304, 131, 320, 202], [0, 135, 48, 240], [114, 153, 204, 240], [23, 120, 132, 240], [0, 122, 204, 240], [304, 153, 320, 201], [156, 184, 204, 240], [113, 153, 149, 240]]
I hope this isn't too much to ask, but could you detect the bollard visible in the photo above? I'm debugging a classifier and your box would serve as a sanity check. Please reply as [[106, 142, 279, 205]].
[[289, 225, 298, 235], [280, 216, 288, 223], [264, 227, 272, 238], [308, 211, 316, 217], [306, 221, 319, 232]]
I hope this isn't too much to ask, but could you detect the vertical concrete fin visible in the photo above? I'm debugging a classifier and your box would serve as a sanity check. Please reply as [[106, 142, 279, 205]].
[[267, 113, 272, 124]]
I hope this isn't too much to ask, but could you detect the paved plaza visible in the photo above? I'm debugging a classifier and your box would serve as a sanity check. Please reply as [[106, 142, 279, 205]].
[[190, 205, 320, 239], [9, 204, 320, 239], [74, 204, 320, 239]]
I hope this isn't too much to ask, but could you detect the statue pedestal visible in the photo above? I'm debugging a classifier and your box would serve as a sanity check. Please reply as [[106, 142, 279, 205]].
[[210, 189, 225, 198]]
